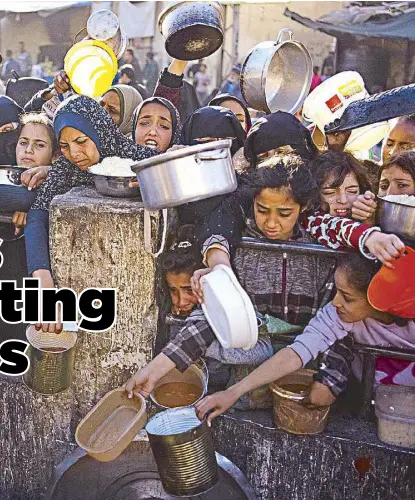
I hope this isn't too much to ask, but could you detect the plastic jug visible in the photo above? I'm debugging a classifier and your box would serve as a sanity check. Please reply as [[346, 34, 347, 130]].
[[303, 71, 389, 153], [64, 40, 117, 98]]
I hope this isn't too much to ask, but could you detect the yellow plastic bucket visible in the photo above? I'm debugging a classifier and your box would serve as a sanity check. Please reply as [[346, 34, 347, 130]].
[[64, 40, 117, 98]]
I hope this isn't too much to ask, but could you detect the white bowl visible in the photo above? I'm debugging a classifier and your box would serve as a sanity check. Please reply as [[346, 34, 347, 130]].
[[201, 265, 258, 350]]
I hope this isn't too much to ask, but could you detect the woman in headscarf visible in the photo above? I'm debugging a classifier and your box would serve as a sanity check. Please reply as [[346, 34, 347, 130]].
[[181, 106, 246, 157], [99, 84, 143, 136], [177, 106, 247, 225], [132, 96, 181, 152], [244, 111, 319, 167], [209, 94, 252, 133], [0, 95, 23, 164], [25, 95, 158, 333]]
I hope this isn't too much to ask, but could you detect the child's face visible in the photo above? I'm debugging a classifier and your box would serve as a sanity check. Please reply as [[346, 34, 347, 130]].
[[166, 271, 198, 316], [320, 172, 360, 219], [254, 188, 301, 241], [378, 165, 415, 197], [332, 268, 373, 323]]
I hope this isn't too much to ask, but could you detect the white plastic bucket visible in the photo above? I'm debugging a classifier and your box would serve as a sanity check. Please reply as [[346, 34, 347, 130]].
[[303, 71, 389, 153]]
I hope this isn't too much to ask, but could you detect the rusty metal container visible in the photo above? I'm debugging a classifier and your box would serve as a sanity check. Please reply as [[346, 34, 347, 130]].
[[146, 407, 218, 496], [22, 325, 77, 395]]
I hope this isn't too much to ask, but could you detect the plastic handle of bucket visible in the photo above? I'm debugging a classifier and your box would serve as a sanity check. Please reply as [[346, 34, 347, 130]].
[[276, 28, 293, 45], [144, 208, 168, 258]]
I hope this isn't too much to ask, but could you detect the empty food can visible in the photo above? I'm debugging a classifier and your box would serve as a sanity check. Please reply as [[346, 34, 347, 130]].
[[146, 407, 218, 496]]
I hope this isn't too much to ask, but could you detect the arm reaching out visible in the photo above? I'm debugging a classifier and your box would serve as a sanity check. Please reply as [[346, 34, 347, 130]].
[[196, 347, 302, 424]]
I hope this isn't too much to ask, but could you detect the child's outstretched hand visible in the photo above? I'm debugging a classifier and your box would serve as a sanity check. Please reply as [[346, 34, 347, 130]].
[[302, 381, 336, 409], [195, 387, 239, 425], [190, 268, 212, 303], [125, 367, 156, 399], [352, 191, 377, 222], [365, 232, 405, 268]]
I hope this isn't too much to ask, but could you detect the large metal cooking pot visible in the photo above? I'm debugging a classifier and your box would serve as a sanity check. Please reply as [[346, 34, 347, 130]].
[[132, 139, 236, 210], [158, 1, 225, 60], [377, 196, 415, 241], [241, 29, 312, 114]]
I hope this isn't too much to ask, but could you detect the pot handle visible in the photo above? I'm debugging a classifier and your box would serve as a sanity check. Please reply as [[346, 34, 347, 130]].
[[194, 148, 229, 162], [144, 208, 168, 259], [276, 28, 293, 44]]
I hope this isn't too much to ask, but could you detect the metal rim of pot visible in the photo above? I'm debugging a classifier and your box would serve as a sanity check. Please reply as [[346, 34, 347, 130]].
[[241, 28, 312, 114], [131, 139, 232, 174], [157, 1, 224, 34], [149, 358, 209, 410]]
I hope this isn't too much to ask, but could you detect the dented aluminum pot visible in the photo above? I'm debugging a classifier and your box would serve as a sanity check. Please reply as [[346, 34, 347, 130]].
[[241, 28, 312, 114], [158, 1, 224, 60], [132, 139, 236, 210], [86, 9, 127, 60]]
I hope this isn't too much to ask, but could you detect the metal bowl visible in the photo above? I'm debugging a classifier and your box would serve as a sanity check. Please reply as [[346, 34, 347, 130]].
[[0, 165, 26, 186], [91, 174, 140, 198], [376, 196, 415, 241]]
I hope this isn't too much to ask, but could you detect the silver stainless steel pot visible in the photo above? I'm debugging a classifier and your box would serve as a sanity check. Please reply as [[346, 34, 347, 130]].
[[86, 9, 127, 60], [377, 196, 415, 241], [241, 29, 312, 114], [132, 139, 236, 211], [158, 1, 224, 60]]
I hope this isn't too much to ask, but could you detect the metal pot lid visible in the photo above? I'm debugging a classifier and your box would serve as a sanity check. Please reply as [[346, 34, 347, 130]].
[[87, 9, 119, 40], [132, 139, 232, 173], [158, 1, 224, 32]]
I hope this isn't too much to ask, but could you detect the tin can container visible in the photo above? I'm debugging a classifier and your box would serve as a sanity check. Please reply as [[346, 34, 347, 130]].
[[23, 325, 77, 395], [146, 407, 218, 496]]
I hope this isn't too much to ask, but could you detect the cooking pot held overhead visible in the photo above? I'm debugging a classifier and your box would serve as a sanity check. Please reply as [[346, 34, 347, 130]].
[[158, 1, 225, 60], [241, 29, 312, 114]]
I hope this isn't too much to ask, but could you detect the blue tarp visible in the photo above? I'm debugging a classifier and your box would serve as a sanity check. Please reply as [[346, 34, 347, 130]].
[[284, 7, 415, 42]]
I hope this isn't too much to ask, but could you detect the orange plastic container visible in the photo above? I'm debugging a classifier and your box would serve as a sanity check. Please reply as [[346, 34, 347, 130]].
[[75, 388, 147, 462], [368, 246, 415, 318]]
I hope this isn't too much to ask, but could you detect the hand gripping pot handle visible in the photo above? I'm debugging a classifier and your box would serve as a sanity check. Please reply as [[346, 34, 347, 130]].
[[276, 28, 293, 45], [194, 148, 229, 163]]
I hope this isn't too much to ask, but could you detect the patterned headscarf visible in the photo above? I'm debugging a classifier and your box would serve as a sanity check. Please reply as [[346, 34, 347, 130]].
[[31, 95, 157, 211], [131, 96, 181, 148]]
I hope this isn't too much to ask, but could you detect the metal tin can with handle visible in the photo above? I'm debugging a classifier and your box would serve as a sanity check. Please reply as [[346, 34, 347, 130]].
[[146, 407, 218, 496]]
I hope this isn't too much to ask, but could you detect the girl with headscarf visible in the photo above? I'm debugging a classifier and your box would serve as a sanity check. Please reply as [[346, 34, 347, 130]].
[[25, 95, 158, 333], [176, 106, 247, 225], [0, 95, 23, 164], [209, 94, 252, 133], [132, 96, 181, 152], [99, 84, 143, 136], [181, 106, 246, 157], [244, 111, 319, 167]]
